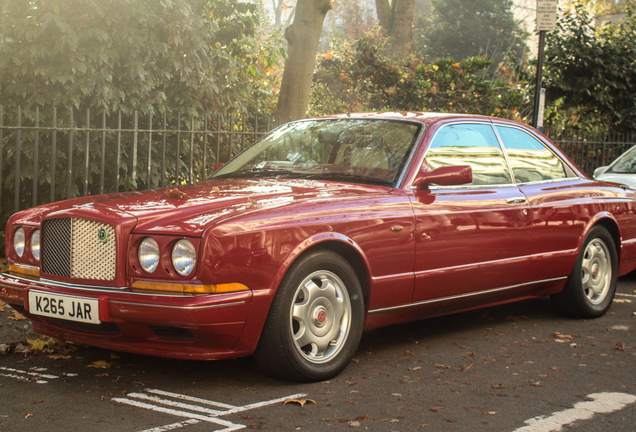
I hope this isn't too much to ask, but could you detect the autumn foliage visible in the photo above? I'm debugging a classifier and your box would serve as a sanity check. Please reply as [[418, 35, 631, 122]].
[[309, 31, 529, 121]]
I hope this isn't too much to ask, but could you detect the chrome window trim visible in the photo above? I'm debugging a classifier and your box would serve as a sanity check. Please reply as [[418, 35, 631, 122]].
[[414, 120, 582, 190], [420, 120, 514, 187], [492, 123, 580, 181], [426, 176, 581, 190]]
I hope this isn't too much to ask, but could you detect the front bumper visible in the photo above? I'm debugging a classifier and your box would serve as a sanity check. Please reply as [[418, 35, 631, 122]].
[[0, 272, 254, 360]]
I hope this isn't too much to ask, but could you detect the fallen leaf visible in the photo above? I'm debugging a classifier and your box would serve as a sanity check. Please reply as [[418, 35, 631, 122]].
[[27, 338, 50, 351], [8, 310, 26, 321], [283, 398, 316, 407], [614, 343, 625, 351], [29, 400, 44, 405], [435, 364, 451, 369], [482, 411, 498, 416], [164, 188, 189, 199], [88, 360, 112, 369], [14, 343, 30, 353], [409, 366, 422, 371], [48, 354, 72, 360], [613, 298, 631, 303], [246, 198, 258, 209], [458, 361, 474, 372], [554, 332, 573, 340]]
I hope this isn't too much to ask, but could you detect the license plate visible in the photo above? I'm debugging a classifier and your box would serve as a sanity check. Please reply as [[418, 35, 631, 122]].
[[28, 291, 100, 324]]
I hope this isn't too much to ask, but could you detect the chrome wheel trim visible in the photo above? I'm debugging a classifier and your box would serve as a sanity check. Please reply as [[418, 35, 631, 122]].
[[581, 238, 612, 305], [289, 270, 352, 364]]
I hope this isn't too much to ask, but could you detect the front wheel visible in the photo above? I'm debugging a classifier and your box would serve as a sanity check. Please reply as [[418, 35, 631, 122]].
[[254, 250, 365, 382], [551, 226, 618, 318]]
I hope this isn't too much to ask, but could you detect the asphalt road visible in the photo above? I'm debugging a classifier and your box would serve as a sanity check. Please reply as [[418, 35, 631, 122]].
[[1, 274, 635, 432]]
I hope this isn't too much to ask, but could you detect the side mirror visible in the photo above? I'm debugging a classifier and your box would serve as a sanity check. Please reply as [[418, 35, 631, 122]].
[[593, 166, 608, 178], [411, 165, 472, 189]]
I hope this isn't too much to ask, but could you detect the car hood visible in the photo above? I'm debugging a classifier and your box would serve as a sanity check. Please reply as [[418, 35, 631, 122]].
[[21, 179, 389, 237], [595, 173, 636, 190]]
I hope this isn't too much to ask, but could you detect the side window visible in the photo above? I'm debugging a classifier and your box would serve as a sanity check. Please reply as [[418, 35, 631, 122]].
[[425, 123, 512, 186], [495, 126, 567, 183]]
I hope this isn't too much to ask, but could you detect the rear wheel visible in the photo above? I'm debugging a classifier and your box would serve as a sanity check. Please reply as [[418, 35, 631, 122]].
[[551, 226, 617, 318], [254, 250, 364, 382]]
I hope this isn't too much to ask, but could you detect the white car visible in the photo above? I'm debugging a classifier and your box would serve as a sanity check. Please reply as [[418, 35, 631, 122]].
[[594, 145, 636, 189]]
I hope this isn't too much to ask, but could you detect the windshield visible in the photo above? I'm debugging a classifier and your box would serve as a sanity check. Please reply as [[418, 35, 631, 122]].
[[211, 119, 422, 187], [608, 146, 636, 174]]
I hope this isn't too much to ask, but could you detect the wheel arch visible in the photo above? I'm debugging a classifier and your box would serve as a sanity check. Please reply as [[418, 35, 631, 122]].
[[587, 214, 621, 261], [292, 240, 372, 311]]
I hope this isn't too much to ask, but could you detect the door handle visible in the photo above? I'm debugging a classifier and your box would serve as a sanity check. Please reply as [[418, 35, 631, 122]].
[[506, 197, 527, 204]]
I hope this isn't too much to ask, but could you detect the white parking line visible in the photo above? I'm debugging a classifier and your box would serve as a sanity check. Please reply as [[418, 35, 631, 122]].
[[514, 392, 636, 431], [616, 292, 636, 298], [113, 389, 307, 432], [140, 419, 202, 432], [0, 366, 77, 384]]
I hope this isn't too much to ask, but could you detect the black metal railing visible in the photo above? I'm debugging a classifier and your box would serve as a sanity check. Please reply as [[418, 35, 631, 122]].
[[0, 106, 278, 227], [2, 105, 636, 229], [545, 129, 636, 176]]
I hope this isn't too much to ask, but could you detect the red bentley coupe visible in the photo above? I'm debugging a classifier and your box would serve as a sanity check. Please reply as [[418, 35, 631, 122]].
[[3, 112, 636, 381]]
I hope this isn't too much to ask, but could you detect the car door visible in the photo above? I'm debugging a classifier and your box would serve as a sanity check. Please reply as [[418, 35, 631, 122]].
[[493, 124, 583, 282], [409, 122, 533, 302]]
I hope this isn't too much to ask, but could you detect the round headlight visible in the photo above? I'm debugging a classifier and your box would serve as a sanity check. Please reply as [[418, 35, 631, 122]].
[[31, 229, 41, 261], [138, 237, 160, 273], [172, 239, 196, 277], [13, 227, 25, 258]]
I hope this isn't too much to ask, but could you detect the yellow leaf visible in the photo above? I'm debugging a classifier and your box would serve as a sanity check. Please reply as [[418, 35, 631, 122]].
[[284, 398, 316, 407], [27, 338, 49, 351], [9, 310, 27, 321], [88, 360, 112, 369]]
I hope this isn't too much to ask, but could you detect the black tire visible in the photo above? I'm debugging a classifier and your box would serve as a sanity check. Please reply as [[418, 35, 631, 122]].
[[254, 250, 365, 382], [551, 226, 618, 318]]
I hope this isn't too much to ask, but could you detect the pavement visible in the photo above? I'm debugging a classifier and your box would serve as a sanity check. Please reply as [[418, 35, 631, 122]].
[[0, 300, 35, 354]]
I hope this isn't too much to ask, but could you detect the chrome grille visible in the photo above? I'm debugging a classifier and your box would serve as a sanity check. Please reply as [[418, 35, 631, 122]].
[[41, 218, 116, 281], [41, 218, 72, 278]]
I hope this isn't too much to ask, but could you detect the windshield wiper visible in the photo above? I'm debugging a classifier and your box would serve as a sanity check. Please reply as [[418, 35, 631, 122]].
[[303, 171, 393, 186], [212, 168, 298, 179]]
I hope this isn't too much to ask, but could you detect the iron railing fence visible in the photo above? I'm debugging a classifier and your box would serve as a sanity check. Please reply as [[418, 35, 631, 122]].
[[545, 129, 636, 176], [2, 105, 636, 229], [0, 106, 280, 227]]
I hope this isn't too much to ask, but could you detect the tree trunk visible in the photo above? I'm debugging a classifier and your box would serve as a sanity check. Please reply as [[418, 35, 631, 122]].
[[272, 0, 283, 26], [374, 0, 415, 57], [275, 0, 332, 122]]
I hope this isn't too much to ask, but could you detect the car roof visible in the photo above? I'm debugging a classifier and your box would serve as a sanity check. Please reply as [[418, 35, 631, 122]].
[[315, 111, 509, 127]]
